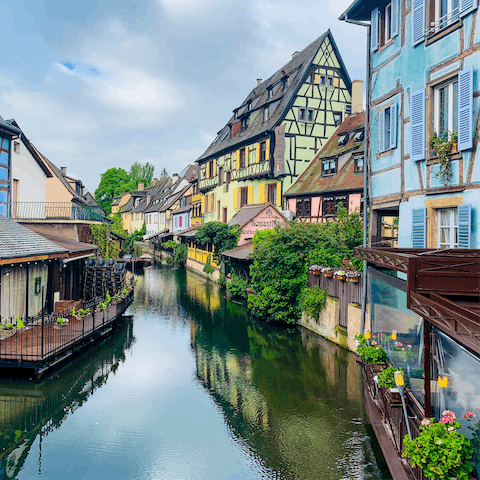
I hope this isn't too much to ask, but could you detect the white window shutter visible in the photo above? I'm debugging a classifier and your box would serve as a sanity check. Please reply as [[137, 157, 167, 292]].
[[390, 103, 397, 150], [412, 209, 426, 248], [391, 0, 400, 37], [412, 0, 425, 46], [458, 204, 472, 248], [459, 0, 477, 17], [458, 67, 473, 151], [379, 109, 385, 153], [410, 89, 425, 161], [371, 8, 379, 52]]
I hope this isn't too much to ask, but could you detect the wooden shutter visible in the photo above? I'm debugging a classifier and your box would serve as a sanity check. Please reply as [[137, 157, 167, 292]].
[[370, 8, 379, 52], [213, 159, 217, 177], [266, 138, 270, 160], [412, 208, 426, 248], [458, 67, 473, 151], [233, 188, 239, 209], [256, 143, 260, 163], [236, 150, 240, 170], [412, 0, 425, 46], [378, 109, 385, 153], [458, 204, 472, 248], [258, 184, 266, 204], [410, 89, 425, 161], [244, 147, 249, 167], [247, 185, 253, 205], [201, 195, 205, 214], [389, 103, 397, 150], [391, 0, 399, 37], [460, 0, 477, 17], [276, 182, 281, 207]]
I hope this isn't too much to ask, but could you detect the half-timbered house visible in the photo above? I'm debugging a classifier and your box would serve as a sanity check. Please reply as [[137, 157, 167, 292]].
[[196, 30, 352, 224]]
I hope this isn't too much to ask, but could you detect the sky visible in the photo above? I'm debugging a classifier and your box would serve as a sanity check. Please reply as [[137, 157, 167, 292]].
[[0, 0, 366, 193]]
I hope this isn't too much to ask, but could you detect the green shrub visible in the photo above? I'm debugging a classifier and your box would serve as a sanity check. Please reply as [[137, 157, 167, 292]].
[[357, 343, 388, 364], [196, 222, 240, 262], [217, 274, 227, 288], [378, 366, 406, 389], [203, 255, 214, 274], [173, 244, 187, 267], [227, 274, 248, 298], [300, 286, 327, 319]]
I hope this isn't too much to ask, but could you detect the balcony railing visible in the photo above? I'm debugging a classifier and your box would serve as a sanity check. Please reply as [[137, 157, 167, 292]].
[[10, 202, 105, 222]]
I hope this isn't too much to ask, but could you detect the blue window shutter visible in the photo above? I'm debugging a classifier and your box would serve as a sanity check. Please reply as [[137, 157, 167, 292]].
[[371, 8, 379, 52], [391, 0, 400, 37], [412, 0, 425, 45], [378, 109, 385, 153], [458, 67, 473, 151], [412, 208, 426, 248], [390, 103, 397, 150], [410, 89, 425, 161], [459, 0, 477, 17], [458, 204, 472, 248]]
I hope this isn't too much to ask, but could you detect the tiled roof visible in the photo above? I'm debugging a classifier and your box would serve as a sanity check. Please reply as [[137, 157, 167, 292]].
[[173, 204, 192, 214], [229, 204, 274, 228], [196, 30, 351, 163], [0, 217, 67, 260], [285, 111, 365, 197], [221, 242, 254, 260]]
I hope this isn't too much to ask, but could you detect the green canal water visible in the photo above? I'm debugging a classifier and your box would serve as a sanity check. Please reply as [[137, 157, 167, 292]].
[[0, 265, 391, 479]]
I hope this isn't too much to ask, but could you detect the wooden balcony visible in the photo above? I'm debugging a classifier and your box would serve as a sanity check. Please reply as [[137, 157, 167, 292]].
[[356, 246, 480, 354]]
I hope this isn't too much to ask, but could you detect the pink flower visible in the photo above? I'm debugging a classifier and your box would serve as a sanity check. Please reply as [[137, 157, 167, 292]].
[[464, 412, 476, 419], [441, 416, 454, 424], [371, 341, 377, 345], [448, 426, 455, 431], [421, 418, 432, 426], [442, 410, 456, 419], [378, 333, 382, 337], [397, 342, 403, 347], [401, 348, 405, 351], [407, 345, 412, 349]]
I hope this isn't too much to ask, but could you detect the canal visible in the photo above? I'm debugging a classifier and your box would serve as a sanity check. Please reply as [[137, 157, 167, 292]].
[[0, 265, 390, 479]]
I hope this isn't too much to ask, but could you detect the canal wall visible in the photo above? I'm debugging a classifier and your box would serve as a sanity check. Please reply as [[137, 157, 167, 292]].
[[185, 257, 220, 282]]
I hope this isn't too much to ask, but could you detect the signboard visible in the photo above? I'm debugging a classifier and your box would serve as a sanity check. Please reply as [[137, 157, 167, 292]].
[[273, 125, 285, 177]]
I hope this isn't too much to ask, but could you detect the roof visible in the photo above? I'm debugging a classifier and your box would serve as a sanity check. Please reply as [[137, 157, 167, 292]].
[[339, 0, 376, 22], [132, 177, 172, 213], [221, 242, 255, 260], [173, 204, 192, 214], [39, 233, 97, 256], [0, 116, 20, 136], [228, 203, 286, 228], [0, 216, 67, 261], [196, 30, 352, 163], [285, 111, 365, 197], [158, 185, 191, 213], [176, 226, 199, 237], [6, 120, 52, 178]]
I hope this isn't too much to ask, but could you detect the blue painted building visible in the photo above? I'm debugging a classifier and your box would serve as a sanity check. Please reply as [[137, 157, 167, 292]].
[[341, 0, 479, 249], [0, 117, 20, 217]]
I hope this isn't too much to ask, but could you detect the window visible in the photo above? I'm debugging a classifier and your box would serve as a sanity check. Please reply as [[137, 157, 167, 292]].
[[208, 161, 214, 177], [267, 88, 272, 99], [13, 142, 20, 154], [322, 196, 348, 217], [345, 104, 352, 115], [434, 78, 458, 139], [307, 109, 314, 122], [320, 75, 326, 85], [259, 141, 267, 161], [239, 149, 246, 168], [306, 73, 313, 84], [378, 104, 397, 153], [296, 198, 311, 217], [322, 159, 337, 176], [247, 102, 252, 111], [337, 134, 349, 146], [327, 76, 334, 86], [241, 116, 249, 132], [353, 130, 364, 142], [267, 183, 277, 205], [299, 108, 306, 121], [333, 112, 342, 126], [385, 3, 393, 41], [282, 78, 288, 91], [240, 187, 248, 207], [299, 108, 315, 123], [434, 0, 459, 32], [264, 107, 268, 122], [371, 0, 398, 51], [354, 156, 364, 173], [438, 208, 458, 248]]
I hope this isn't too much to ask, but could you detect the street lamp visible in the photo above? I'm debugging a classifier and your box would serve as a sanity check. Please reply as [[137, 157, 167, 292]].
[[395, 370, 412, 440]]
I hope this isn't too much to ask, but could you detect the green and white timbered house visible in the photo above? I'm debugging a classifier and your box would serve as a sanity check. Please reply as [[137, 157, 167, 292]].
[[196, 30, 352, 224]]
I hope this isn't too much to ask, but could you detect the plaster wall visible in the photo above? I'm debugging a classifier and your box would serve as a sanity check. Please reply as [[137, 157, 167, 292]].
[[237, 207, 286, 245]]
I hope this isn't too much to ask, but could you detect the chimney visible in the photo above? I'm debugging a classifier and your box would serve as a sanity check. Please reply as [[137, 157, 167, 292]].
[[172, 173, 179, 183], [153, 177, 158, 184], [351, 80, 364, 114], [61, 167, 67, 175], [257, 79, 262, 86], [292, 51, 300, 58], [138, 181, 144, 191]]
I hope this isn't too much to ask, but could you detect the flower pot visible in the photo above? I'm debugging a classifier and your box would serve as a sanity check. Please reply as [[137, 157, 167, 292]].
[[313, 270, 321, 276], [53, 323, 68, 330], [385, 387, 402, 406], [336, 275, 346, 281], [0, 327, 16, 337], [323, 271, 333, 278]]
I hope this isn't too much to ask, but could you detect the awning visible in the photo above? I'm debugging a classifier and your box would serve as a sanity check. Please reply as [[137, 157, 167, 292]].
[[143, 229, 168, 241], [221, 242, 254, 260]]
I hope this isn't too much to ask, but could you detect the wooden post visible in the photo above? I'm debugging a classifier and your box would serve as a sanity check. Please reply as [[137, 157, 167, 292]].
[[41, 287, 44, 359], [424, 319, 432, 418]]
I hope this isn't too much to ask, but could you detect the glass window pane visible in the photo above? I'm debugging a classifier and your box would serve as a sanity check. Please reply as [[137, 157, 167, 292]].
[[0, 191, 7, 203], [0, 167, 8, 181], [439, 210, 450, 226], [452, 81, 458, 133], [453, 207, 458, 224], [1, 138, 9, 150], [0, 152, 8, 166], [440, 227, 449, 244], [385, 108, 391, 148]]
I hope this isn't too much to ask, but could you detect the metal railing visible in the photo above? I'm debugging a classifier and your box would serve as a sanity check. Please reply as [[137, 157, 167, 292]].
[[9, 202, 105, 222], [427, 7, 459, 34]]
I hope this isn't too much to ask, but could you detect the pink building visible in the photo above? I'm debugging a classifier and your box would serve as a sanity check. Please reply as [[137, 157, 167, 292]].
[[228, 203, 287, 246], [285, 111, 365, 222]]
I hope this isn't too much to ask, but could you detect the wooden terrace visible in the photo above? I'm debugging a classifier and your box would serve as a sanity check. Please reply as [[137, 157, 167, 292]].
[[0, 291, 134, 376]]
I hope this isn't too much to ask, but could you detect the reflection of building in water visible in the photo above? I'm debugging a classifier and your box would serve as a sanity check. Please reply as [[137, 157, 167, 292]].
[[0, 318, 135, 479]]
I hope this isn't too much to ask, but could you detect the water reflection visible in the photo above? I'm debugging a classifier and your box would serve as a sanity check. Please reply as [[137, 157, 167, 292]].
[[0, 318, 135, 479], [179, 268, 388, 479]]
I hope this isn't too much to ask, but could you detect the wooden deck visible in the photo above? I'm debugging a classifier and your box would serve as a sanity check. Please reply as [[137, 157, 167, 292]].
[[0, 292, 134, 375]]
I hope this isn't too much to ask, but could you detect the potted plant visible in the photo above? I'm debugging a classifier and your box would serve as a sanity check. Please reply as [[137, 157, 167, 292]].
[[465, 412, 480, 479], [120, 287, 129, 298], [54, 317, 69, 330], [334, 270, 346, 281], [75, 308, 90, 319], [322, 267, 333, 278], [403, 410, 474, 479], [97, 302, 107, 313], [378, 366, 406, 405], [355, 333, 388, 373], [111, 293, 122, 305], [0, 323, 16, 337], [430, 130, 458, 185], [346, 271, 361, 283]]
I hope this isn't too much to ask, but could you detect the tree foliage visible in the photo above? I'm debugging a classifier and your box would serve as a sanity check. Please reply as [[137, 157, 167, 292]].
[[160, 168, 168, 179], [129, 161, 154, 186], [249, 207, 363, 324], [90, 223, 120, 259], [196, 222, 240, 262]]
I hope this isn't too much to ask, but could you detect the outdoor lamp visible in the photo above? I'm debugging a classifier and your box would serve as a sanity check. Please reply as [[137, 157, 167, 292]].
[[438, 376, 449, 388], [364, 329, 371, 339], [391, 330, 397, 340], [395, 370, 412, 440]]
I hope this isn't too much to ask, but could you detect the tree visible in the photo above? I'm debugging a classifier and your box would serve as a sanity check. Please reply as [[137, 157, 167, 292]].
[[160, 168, 168, 179], [196, 222, 240, 262], [94, 168, 130, 214], [129, 162, 154, 186]]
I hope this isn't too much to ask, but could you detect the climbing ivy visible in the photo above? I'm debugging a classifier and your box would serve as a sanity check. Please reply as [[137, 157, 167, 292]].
[[90, 223, 120, 259]]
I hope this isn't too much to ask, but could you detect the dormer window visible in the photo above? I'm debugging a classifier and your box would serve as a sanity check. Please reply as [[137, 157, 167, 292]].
[[241, 116, 249, 132], [221, 130, 229, 142], [282, 78, 287, 91], [354, 156, 364, 173], [213, 134, 220, 144], [264, 107, 268, 122], [354, 130, 364, 142], [247, 102, 252, 111], [322, 159, 337, 176], [337, 134, 348, 146], [267, 88, 272, 99]]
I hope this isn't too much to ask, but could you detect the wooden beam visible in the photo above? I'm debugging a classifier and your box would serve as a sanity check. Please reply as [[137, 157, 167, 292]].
[[0, 253, 68, 266]]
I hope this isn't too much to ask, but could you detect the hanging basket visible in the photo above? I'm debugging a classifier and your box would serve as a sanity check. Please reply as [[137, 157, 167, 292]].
[[335, 275, 346, 281], [0, 327, 16, 337], [323, 271, 333, 278], [348, 277, 359, 283], [53, 323, 68, 330]]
